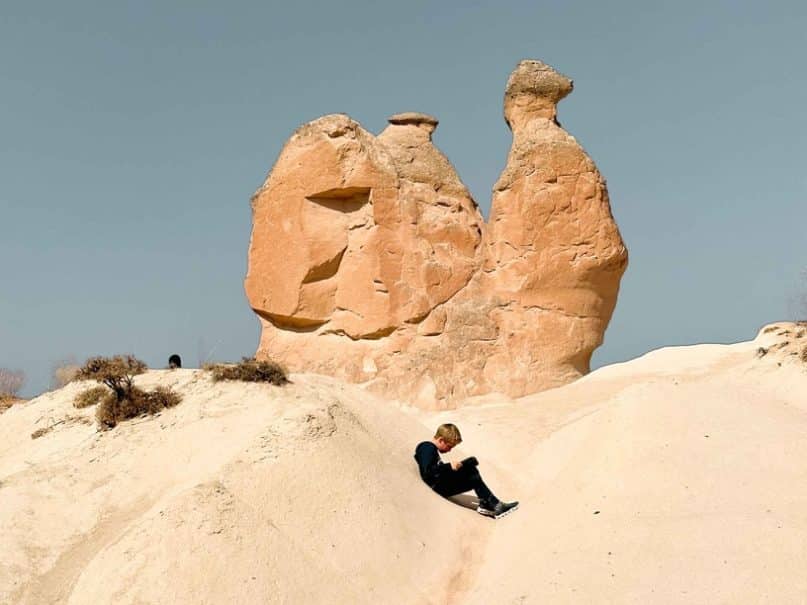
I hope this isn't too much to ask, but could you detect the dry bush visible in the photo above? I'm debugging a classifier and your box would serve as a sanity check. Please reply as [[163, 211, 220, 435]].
[[96, 385, 182, 429], [74, 386, 109, 409], [1, 395, 22, 414], [96, 387, 146, 428], [801, 346, 807, 363], [76, 355, 147, 399], [31, 426, 52, 439], [0, 368, 25, 398], [51, 357, 80, 389], [76, 355, 185, 429], [145, 386, 182, 412], [763, 325, 780, 334], [205, 357, 288, 385]]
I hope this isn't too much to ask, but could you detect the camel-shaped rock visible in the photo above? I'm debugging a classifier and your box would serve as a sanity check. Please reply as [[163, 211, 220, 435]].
[[245, 60, 628, 408]]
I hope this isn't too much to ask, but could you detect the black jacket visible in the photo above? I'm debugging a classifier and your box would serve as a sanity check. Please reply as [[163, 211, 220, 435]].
[[414, 441, 452, 487]]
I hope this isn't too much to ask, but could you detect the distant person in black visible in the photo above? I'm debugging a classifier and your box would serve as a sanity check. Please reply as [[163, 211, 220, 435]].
[[414, 423, 518, 519]]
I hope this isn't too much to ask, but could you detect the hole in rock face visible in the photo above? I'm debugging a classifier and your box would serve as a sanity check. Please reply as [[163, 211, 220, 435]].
[[256, 311, 325, 331], [305, 187, 370, 213]]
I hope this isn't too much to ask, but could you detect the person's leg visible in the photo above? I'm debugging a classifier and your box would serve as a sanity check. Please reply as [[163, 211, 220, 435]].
[[434, 465, 498, 505]]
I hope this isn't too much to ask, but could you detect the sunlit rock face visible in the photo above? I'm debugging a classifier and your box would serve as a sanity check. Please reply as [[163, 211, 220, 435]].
[[482, 60, 629, 395], [245, 60, 627, 408]]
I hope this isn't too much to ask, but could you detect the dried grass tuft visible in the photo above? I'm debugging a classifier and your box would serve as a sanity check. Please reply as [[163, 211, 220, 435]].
[[96, 385, 183, 429], [76, 355, 147, 398], [76, 355, 184, 429], [74, 386, 109, 409], [31, 426, 52, 439], [205, 357, 288, 386], [0, 368, 25, 398], [51, 358, 80, 389]]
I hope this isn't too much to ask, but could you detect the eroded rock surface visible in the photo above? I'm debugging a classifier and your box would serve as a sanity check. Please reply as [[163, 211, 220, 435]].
[[245, 60, 627, 408]]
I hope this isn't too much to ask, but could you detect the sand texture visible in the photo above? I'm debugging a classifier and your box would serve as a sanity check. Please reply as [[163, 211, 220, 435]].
[[1, 323, 806, 604]]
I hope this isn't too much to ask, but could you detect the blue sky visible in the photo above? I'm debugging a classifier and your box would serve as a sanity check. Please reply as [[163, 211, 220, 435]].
[[2, 1, 805, 396]]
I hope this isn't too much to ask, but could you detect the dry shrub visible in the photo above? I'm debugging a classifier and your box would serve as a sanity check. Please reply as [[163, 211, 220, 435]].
[[76, 355, 183, 429], [801, 346, 807, 363], [1, 395, 22, 414], [763, 325, 780, 334], [31, 426, 52, 439], [0, 368, 25, 398], [756, 347, 768, 358], [145, 386, 182, 411], [74, 386, 109, 409], [51, 358, 80, 389], [96, 385, 183, 429], [206, 357, 288, 385], [76, 355, 147, 399]]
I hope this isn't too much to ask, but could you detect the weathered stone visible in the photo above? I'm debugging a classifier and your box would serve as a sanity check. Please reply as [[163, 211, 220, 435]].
[[483, 60, 628, 394], [245, 60, 628, 408]]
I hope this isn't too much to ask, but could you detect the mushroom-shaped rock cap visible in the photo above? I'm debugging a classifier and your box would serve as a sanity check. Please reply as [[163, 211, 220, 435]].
[[505, 60, 573, 105], [504, 60, 574, 127], [387, 112, 439, 128]]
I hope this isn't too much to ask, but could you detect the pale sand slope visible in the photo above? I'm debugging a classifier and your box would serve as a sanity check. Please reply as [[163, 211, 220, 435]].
[[1, 323, 805, 604]]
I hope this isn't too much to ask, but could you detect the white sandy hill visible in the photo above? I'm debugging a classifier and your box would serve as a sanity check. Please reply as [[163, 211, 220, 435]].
[[1, 323, 806, 605]]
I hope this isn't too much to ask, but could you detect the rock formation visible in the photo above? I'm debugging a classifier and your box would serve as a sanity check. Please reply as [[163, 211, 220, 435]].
[[245, 60, 628, 408]]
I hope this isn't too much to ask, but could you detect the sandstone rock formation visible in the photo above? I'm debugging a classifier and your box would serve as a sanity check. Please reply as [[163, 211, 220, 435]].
[[482, 61, 629, 395], [245, 60, 628, 408]]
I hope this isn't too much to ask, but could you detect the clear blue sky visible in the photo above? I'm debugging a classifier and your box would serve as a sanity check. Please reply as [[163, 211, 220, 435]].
[[2, 1, 805, 397]]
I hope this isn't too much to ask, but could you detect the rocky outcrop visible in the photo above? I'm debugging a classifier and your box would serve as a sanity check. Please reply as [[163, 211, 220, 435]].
[[245, 60, 628, 408], [482, 60, 628, 395]]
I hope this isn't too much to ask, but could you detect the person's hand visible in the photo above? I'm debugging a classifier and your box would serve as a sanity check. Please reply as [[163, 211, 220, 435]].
[[451, 461, 462, 471]]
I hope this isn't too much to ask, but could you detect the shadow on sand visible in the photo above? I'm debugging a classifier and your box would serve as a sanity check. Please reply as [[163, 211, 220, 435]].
[[447, 494, 479, 511]]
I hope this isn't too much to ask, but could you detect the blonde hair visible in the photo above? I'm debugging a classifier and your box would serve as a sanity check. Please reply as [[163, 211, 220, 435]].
[[435, 423, 462, 445]]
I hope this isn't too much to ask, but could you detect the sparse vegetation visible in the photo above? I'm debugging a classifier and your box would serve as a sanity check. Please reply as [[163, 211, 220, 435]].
[[73, 386, 109, 409], [801, 346, 807, 363], [0, 394, 22, 414], [756, 347, 768, 358], [205, 357, 289, 385], [76, 355, 182, 429], [31, 415, 92, 438], [95, 385, 183, 429], [96, 387, 146, 427], [51, 357, 80, 389], [31, 426, 54, 439], [144, 386, 183, 411], [76, 355, 147, 399], [0, 368, 25, 398]]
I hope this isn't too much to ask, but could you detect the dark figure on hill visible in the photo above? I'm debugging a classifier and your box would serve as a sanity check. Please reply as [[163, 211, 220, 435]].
[[168, 354, 182, 369], [414, 423, 518, 519]]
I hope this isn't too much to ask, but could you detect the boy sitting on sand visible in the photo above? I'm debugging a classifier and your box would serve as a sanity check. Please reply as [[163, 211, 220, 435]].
[[414, 423, 518, 519]]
